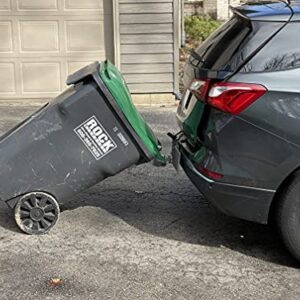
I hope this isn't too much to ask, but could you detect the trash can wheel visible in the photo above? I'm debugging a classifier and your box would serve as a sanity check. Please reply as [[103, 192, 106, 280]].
[[14, 192, 60, 235]]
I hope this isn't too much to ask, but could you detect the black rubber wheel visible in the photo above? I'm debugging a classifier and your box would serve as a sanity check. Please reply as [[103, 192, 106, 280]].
[[277, 173, 300, 262], [14, 192, 60, 235]]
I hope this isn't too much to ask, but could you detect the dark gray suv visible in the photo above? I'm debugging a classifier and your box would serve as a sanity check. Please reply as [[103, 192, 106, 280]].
[[172, 1, 300, 261]]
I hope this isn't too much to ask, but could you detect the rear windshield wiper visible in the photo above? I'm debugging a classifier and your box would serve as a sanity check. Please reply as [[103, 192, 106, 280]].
[[190, 49, 205, 64]]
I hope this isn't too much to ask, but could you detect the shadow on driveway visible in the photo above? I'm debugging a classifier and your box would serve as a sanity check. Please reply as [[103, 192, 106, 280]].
[[0, 106, 298, 269], [59, 164, 298, 268]]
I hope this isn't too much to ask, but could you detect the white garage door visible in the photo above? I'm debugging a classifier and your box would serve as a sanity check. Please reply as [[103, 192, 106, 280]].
[[0, 0, 114, 100]]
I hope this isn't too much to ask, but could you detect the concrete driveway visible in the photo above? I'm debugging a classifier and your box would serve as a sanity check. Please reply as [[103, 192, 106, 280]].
[[0, 102, 299, 300]]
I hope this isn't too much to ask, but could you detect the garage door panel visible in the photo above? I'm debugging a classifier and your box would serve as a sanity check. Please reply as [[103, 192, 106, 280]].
[[21, 62, 61, 93], [65, 20, 104, 52], [0, 0, 11, 10], [0, 62, 15, 94], [17, 0, 58, 10], [0, 0, 112, 99], [64, 0, 102, 10], [0, 21, 13, 52], [19, 21, 59, 52]]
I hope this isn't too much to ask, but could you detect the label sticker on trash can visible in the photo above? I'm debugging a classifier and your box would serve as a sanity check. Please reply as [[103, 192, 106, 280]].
[[74, 116, 117, 160]]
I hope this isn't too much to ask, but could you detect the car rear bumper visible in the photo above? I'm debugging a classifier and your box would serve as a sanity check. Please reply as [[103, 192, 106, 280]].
[[174, 137, 276, 224]]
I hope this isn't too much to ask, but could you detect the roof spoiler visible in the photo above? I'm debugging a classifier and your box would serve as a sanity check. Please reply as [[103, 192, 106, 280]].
[[229, 5, 250, 20], [230, 1, 293, 22]]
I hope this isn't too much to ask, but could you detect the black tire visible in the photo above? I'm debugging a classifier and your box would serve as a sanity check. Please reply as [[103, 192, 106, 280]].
[[277, 173, 300, 261], [14, 192, 60, 235]]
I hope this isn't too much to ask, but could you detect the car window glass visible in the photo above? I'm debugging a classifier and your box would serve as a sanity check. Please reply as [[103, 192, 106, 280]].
[[193, 17, 282, 73], [230, 21, 282, 71], [194, 17, 251, 71], [242, 23, 300, 72]]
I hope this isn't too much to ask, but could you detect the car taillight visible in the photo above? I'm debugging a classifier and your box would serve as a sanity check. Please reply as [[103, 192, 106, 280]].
[[195, 165, 224, 180], [189, 79, 211, 102], [189, 80, 267, 115], [207, 82, 267, 115]]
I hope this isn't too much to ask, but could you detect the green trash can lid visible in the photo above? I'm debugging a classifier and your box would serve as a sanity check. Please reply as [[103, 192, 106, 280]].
[[99, 60, 166, 164]]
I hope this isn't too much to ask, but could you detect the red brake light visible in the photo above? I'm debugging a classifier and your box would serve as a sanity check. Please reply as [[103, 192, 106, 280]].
[[189, 79, 211, 102], [207, 82, 267, 115], [196, 165, 224, 180]]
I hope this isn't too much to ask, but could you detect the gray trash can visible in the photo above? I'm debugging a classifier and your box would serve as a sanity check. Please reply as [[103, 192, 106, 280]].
[[0, 61, 164, 235]]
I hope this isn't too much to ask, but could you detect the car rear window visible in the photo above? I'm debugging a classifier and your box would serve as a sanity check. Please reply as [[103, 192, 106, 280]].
[[241, 23, 300, 72], [191, 16, 283, 73]]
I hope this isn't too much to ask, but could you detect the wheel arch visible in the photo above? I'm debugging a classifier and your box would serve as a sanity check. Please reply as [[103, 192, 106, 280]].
[[268, 166, 300, 224]]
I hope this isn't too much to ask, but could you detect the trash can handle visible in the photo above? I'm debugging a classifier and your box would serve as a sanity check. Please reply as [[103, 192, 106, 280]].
[[103, 60, 112, 80], [66, 61, 100, 86]]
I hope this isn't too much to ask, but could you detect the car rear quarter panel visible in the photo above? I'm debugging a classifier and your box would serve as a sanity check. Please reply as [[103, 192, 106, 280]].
[[226, 69, 300, 189]]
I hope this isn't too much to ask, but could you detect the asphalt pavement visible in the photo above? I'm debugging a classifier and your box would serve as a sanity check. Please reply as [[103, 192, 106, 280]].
[[0, 102, 299, 300]]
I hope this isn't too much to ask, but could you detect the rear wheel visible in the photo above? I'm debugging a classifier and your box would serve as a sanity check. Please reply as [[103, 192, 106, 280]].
[[14, 192, 60, 235], [277, 173, 300, 261]]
